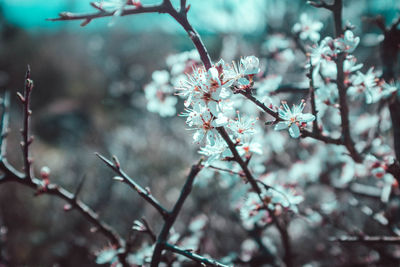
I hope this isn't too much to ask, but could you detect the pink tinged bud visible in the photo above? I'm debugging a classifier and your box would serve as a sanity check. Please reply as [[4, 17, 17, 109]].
[[40, 166, 51, 180], [64, 204, 72, 211]]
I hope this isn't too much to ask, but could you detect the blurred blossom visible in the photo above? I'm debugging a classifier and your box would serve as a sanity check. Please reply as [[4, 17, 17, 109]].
[[292, 13, 323, 42]]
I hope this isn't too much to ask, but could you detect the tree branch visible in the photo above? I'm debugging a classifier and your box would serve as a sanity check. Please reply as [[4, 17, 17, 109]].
[[0, 68, 127, 265], [95, 153, 169, 220], [0, 160, 124, 248], [47, 3, 169, 24], [164, 243, 229, 267], [18, 66, 34, 181], [150, 161, 202, 267]]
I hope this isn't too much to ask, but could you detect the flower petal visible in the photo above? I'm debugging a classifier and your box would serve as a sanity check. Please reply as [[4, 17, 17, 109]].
[[300, 113, 315, 123], [289, 124, 300, 138], [274, 122, 289, 131]]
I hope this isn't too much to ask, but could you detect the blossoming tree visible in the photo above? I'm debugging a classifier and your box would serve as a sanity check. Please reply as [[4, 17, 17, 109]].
[[1, 0, 400, 266]]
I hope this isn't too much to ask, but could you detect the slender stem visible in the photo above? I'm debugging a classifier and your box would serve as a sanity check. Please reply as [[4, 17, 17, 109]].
[[332, 0, 343, 37], [0, 160, 124, 247], [0, 68, 127, 265], [20, 66, 34, 180], [379, 16, 400, 167], [150, 162, 202, 267], [308, 65, 319, 133], [208, 165, 243, 176], [165, 243, 229, 267], [216, 127, 262, 195], [239, 91, 281, 120], [96, 153, 169, 220], [301, 129, 342, 144], [165, 2, 212, 70], [48, 4, 169, 22], [272, 215, 292, 267]]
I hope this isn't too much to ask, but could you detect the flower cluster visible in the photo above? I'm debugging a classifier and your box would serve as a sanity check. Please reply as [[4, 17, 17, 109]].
[[178, 56, 262, 165], [144, 70, 177, 117], [309, 30, 360, 74], [239, 182, 304, 229], [143, 50, 201, 117], [308, 30, 398, 105]]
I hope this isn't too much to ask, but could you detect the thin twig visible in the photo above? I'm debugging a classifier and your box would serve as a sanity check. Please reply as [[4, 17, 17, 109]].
[[0, 161, 124, 247], [165, 243, 229, 267], [73, 174, 87, 200], [95, 153, 169, 220], [47, 3, 168, 23], [308, 65, 319, 133], [207, 165, 243, 177], [239, 91, 281, 120], [0, 69, 127, 265], [216, 127, 263, 195], [150, 161, 203, 267], [19, 65, 34, 181]]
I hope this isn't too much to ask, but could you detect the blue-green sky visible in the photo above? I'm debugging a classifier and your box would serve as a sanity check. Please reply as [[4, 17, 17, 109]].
[[0, 0, 271, 34]]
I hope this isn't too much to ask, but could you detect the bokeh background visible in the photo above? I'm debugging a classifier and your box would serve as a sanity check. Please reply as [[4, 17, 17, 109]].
[[0, 0, 400, 266]]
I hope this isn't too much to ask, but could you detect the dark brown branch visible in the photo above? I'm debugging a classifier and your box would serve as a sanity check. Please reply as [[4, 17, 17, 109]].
[[95, 153, 169, 220], [207, 165, 243, 177], [239, 91, 281, 120], [150, 161, 202, 267], [0, 70, 128, 265], [216, 127, 263, 195], [0, 160, 124, 247], [311, 0, 362, 162], [179, 0, 187, 14], [47, 3, 169, 23], [336, 53, 362, 162], [73, 174, 86, 200], [165, 243, 229, 267], [308, 65, 319, 133], [274, 85, 309, 94], [378, 16, 400, 168], [165, 1, 212, 69], [271, 214, 292, 267], [300, 129, 342, 145], [307, 0, 334, 10], [19, 66, 34, 181]]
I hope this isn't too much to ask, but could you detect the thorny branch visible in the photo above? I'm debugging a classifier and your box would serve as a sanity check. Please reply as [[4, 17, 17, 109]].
[[0, 69, 126, 259]]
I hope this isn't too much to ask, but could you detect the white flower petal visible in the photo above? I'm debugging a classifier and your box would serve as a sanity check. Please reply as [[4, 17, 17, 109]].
[[274, 122, 289, 131], [289, 124, 300, 138]]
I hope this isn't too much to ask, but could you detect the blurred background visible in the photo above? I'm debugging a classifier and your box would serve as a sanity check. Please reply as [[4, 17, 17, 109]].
[[0, 0, 400, 266]]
